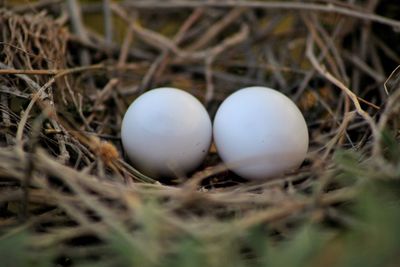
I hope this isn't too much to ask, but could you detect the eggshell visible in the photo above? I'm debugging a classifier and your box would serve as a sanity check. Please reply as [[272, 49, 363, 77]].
[[121, 88, 212, 178], [213, 86, 309, 180]]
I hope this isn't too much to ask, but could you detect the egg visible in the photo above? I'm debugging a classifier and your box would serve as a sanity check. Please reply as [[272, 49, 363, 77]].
[[121, 87, 212, 178], [213, 86, 309, 180]]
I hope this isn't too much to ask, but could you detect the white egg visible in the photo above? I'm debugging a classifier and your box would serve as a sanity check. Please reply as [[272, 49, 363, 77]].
[[213, 86, 309, 180], [121, 87, 212, 178]]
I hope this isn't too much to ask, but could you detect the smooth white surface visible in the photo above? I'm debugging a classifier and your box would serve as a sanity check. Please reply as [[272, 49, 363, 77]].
[[213, 86, 309, 180], [121, 88, 212, 177]]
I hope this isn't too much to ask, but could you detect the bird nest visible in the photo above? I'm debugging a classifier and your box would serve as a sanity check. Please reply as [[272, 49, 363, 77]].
[[1, 2, 400, 266]]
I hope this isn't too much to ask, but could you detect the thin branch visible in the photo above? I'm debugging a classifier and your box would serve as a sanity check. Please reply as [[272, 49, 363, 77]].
[[102, 0, 113, 46], [0, 69, 59, 75], [187, 7, 245, 51], [306, 35, 379, 140]]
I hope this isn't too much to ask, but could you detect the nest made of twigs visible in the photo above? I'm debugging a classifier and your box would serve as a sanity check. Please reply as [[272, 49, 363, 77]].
[[1, 2, 400, 266]]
